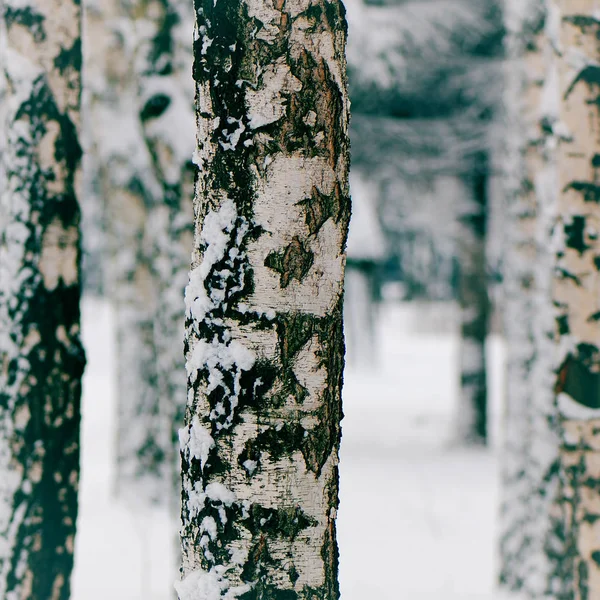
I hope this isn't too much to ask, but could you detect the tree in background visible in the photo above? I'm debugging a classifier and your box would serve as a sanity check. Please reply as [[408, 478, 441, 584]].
[[177, 0, 350, 596], [498, 0, 563, 594], [84, 0, 194, 506], [0, 1, 85, 597], [552, 1, 600, 593], [344, 0, 504, 443], [500, 1, 600, 596]]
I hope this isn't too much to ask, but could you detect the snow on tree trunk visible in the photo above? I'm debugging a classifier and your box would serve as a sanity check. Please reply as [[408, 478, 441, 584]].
[[457, 158, 490, 444], [499, 0, 565, 596], [0, 1, 85, 598], [552, 2, 600, 595], [177, 0, 351, 597], [91, 0, 194, 505]]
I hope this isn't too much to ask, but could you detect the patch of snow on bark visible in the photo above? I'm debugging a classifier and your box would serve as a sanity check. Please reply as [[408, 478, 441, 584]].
[[185, 199, 238, 323], [175, 567, 252, 600], [180, 416, 215, 467], [205, 482, 236, 506]]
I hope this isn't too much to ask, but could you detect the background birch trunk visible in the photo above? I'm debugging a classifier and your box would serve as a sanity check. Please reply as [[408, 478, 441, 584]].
[[552, 1, 600, 596], [80, 0, 109, 297], [88, 0, 194, 505], [457, 153, 491, 444], [499, 0, 565, 596], [178, 0, 350, 597], [0, 1, 85, 597]]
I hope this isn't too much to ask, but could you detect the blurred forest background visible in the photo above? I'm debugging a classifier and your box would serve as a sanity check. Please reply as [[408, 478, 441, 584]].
[[77, 0, 507, 597]]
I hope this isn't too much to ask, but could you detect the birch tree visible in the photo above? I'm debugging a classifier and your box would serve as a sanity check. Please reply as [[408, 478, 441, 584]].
[[0, 1, 85, 598], [85, 0, 194, 505], [177, 0, 350, 597], [552, 1, 600, 594], [456, 155, 491, 444], [499, 0, 600, 596], [499, 1, 564, 595]]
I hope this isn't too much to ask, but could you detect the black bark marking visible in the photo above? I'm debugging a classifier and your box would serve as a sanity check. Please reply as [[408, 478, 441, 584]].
[[565, 216, 590, 255], [297, 183, 347, 237], [564, 65, 600, 100], [244, 504, 316, 540], [265, 237, 314, 288], [140, 94, 171, 121], [555, 347, 600, 409], [4, 6, 45, 42], [564, 181, 600, 203], [284, 49, 346, 168], [579, 560, 590, 600], [556, 267, 583, 286], [564, 15, 600, 33], [557, 315, 570, 335]]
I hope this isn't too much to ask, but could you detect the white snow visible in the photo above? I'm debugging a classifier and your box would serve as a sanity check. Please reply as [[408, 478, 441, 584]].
[[205, 482, 236, 506], [174, 567, 252, 600], [185, 199, 239, 324], [181, 416, 215, 467], [346, 172, 386, 260], [72, 297, 504, 599]]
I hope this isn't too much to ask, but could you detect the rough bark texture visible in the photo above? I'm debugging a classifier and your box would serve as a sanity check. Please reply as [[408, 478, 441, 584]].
[[499, 0, 565, 596], [457, 156, 490, 444], [87, 0, 194, 505], [177, 0, 350, 598], [553, 2, 600, 597], [0, 1, 85, 598]]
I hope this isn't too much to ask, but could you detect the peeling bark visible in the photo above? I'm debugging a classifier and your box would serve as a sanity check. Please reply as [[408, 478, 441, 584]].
[[178, 0, 350, 598], [0, 1, 85, 598]]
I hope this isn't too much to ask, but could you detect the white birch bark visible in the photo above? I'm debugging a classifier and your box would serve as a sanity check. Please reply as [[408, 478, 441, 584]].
[[499, 0, 570, 596], [178, 0, 350, 597], [0, 1, 85, 597], [551, 2, 600, 595]]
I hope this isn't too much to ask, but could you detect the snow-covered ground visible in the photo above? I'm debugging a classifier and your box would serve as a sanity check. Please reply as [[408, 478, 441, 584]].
[[72, 297, 504, 599]]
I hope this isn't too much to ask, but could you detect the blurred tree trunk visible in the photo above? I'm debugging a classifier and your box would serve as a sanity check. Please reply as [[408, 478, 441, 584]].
[[80, 1, 109, 296], [499, 0, 559, 596], [457, 152, 490, 444], [499, 0, 591, 597], [0, 1, 85, 598], [177, 0, 351, 597], [88, 0, 194, 506], [552, 1, 600, 594]]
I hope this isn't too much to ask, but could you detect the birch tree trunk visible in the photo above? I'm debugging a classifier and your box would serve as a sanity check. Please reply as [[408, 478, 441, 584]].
[[0, 1, 85, 598], [177, 0, 351, 597], [552, 2, 600, 595], [499, 0, 565, 596], [457, 154, 490, 444], [79, 0, 111, 296], [89, 0, 194, 505]]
